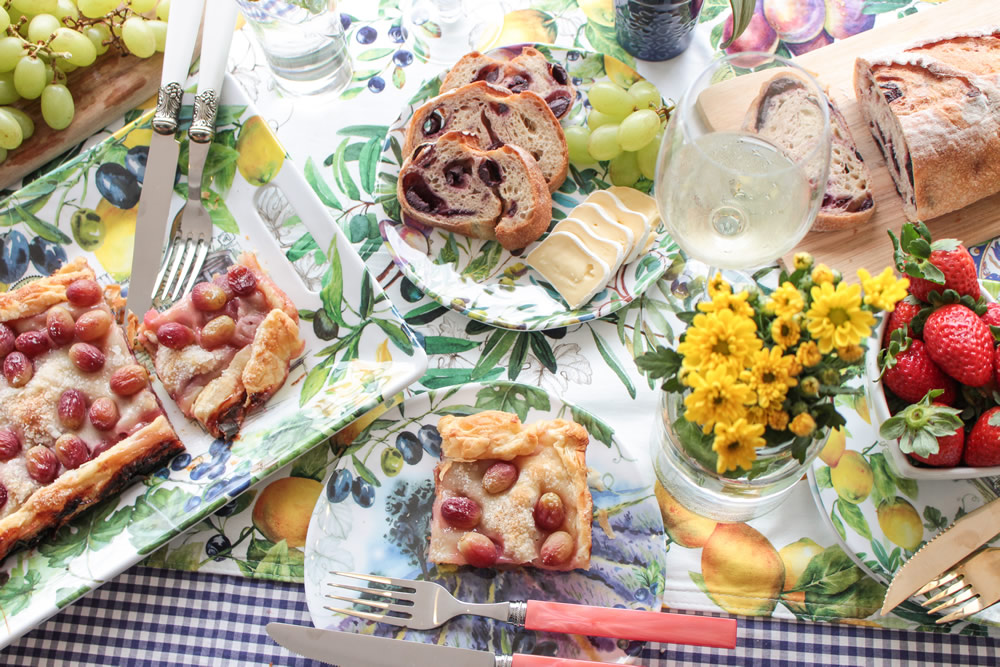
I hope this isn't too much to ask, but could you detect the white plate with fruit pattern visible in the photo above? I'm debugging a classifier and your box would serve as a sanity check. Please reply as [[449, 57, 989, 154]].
[[303, 381, 667, 663], [373, 45, 677, 331]]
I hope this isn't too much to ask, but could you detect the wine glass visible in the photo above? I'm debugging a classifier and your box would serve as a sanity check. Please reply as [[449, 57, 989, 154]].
[[654, 52, 831, 284], [401, 0, 504, 65]]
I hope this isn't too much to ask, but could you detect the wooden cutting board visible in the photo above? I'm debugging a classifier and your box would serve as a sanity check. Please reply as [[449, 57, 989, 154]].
[[696, 0, 1000, 277]]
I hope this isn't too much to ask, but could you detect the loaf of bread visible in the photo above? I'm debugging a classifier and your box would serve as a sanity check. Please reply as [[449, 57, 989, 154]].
[[403, 81, 568, 192], [854, 29, 1000, 221], [396, 131, 552, 250], [744, 74, 875, 232], [441, 46, 577, 120]]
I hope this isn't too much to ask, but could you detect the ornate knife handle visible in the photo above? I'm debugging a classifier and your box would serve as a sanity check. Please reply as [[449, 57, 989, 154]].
[[189, 89, 219, 144], [152, 81, 184, 135]]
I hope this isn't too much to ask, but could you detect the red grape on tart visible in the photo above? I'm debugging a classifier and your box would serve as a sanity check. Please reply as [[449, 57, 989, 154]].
[[135, 253, 304, 441], [0, 257, 183, 562], [429, 410, 592, 571]]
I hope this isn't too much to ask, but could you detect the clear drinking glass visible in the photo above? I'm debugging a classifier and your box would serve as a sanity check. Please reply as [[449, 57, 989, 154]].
[[654, 52, 831, 273], [402, 0, 504, 64], [237, 0, 352, 96]]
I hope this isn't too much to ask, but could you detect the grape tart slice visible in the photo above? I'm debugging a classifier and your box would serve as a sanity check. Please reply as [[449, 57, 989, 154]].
[[135, 253, 304, 440], [428, 410, 592, 571], [0, 257, 183, 562]]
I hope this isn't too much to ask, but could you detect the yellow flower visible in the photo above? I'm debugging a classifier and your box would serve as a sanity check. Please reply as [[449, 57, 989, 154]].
[[678, 309, 763, 374], [767, 282, 805, 318], [698, 288, 755, 318], [747, 405, 767, 426], [797, 341, 822, 367], [858, 267, 909, 312], [707, 272, 732, 298], [800, 376, 820, 397], [747, 347, 799, 409], [837, 344, 865, 363], [683, 365, 755, 434], [811, 264, 836, 285], [805, 282, 877, 355], [768, 409, 790, 431], [794, 252, 814, 271], [788, 358, 802, 377], [789, 412, 817, 437], [770, 316, 801, 349], [712, 418, 765, 474]]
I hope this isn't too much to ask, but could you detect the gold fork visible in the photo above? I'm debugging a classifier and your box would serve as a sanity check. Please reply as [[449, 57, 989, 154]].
[[917, 547, 1000, 623]]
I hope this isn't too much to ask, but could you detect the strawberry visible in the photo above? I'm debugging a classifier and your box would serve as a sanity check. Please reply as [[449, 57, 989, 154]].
[[964, 406, 1000, 467], [890, 222, 980, 303], [923, 304, 993, 386], [885, 298, 922, 341], [883, 339, 957, 405], [908, 403, 965, 467], [983, 302, 1000, 328]]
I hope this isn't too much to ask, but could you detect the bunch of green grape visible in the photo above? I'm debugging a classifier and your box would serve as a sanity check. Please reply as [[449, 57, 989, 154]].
[[0, 0, 170, 160], [565, 79, 669, 187]]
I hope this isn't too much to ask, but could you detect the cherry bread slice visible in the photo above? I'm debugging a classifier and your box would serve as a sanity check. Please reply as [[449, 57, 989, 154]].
[[428, 410, 592, 571], [440, 46, 577, 120], [402, 81, 568, 192], [743, 73, 875, 232], [397, 131, 553, 250], [135, 252, 304, 440], [0, 257, 183, 562]]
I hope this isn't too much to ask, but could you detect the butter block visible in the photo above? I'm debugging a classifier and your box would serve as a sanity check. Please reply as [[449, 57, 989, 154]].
[[550, 218, 624, 275], [586, 190, 651, 263], [526, 231, 612, 310]]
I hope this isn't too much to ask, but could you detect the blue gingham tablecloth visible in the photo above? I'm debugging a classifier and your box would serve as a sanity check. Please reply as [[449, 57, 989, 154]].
[[4, 565, 998, 666]]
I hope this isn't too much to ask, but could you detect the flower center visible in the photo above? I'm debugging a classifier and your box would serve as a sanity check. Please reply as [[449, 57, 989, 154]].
[[762, 371, 776, 384], [829, 307, 850, 326], [712, 338, 731, 355]]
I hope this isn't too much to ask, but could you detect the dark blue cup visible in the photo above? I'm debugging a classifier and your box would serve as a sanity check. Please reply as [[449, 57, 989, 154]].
[[614, 0, 704, 61]]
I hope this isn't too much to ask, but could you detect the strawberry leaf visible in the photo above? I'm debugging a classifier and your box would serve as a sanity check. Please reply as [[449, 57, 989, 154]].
[[990, 325, 1000, 343]]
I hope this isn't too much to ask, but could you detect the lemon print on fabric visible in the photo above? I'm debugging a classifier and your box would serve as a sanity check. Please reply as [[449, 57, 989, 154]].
[[579, 0, 615, 26], [488, 9, 558, 48], [830, 450, 873, 504], [701, 523, 785, 616], [654, 481, 717, 548], [603, 54, 642, 89], [877, 497, 923, 551], [237, 115, 285, 186], [94, 197, 136, 282], [252, 476, 323, 548], [778, 537, 824, 612], [818, 427, 846, 467]]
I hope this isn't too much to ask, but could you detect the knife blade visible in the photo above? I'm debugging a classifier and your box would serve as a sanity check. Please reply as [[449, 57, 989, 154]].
[[266, 623, 610, 667], [881, 496, 1000, 615], [126, 0, 207, 316]]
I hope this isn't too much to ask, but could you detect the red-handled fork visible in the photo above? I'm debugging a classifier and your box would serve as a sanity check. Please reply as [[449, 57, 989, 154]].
[[327, 571, 737, 649]]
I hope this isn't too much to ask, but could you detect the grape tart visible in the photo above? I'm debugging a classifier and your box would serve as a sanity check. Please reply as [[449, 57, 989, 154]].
[[136, 253, 304, 440], [0, 258, 183, 562], [428, 410, 592, 571]]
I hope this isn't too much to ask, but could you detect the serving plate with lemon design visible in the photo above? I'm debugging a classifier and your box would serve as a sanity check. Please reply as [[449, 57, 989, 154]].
[[0, 76, 426, 647], [374, 45, 677, 331]]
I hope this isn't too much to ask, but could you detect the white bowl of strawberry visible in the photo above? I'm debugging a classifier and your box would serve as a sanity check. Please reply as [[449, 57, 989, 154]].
[[866, 223, 1000, 480]]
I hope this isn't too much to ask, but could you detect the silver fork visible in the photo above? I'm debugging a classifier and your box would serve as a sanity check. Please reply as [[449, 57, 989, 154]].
[[325, 571, 738, 648], [917, 547, 1000, 624], [154, 0, 238, 305]]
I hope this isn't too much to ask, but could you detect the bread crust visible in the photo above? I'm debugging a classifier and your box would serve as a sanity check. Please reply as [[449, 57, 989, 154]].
[[854, 30, 1000, 221]]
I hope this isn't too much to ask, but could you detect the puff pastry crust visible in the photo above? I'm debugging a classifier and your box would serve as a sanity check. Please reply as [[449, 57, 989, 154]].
[[0, 260, 183, 563], [429, 410, 592, 571], [137, 252, 304, 439]]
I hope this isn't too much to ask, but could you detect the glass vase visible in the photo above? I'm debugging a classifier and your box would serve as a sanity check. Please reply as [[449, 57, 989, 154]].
[[651, 390, 830, 522]]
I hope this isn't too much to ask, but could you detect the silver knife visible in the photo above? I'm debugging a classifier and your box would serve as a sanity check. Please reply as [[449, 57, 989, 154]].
[[266, 622, 608, 667], [881, 496, 1000, 615], [126, 0, 207, 316]]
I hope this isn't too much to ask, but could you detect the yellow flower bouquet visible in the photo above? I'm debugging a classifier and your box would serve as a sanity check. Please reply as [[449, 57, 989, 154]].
[[638, 254, 908, 481]]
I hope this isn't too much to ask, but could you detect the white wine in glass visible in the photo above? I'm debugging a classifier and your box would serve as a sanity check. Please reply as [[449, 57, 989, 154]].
[[655, 53, 831, 273]]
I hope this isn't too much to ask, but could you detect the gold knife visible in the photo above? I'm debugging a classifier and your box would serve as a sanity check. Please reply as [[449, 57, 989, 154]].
[[881, 496, 1000, 615]]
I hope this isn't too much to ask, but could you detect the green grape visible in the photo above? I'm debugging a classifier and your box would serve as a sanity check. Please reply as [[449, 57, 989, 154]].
[[0, 7, 9, 34], [628, 80, 661, 110], [51, 27, 98, 67], [77, 0, 112, 19], [617, 109, 660, 152], [0, 72, 19, 105], [13, 56, 46, 100], [41, 83, 74, 130], [147, 19, 167, 52], [13, 0, 58, 13], [564, 125, 593, 164], [28, 14, 61, 43], [54, 0, 80, 21], [636, 129, 662, 181], [122, 16, 156, 58], [55, 58, 78, 73], [155, 0, 170, 20], [609, 151, 641, 187], [587, 108, 624, 130], [0, 108, 23, 150], [0, 38, 28, 73], [85, 24, 112, 56], [587, 81, 635, 118], [4, 107, 33, 140], [588, 124, 622, 162], [132, 0, 158, 11]]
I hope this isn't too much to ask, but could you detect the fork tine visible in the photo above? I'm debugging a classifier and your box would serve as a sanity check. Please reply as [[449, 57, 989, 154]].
[[327, 582, 415, 601], [170, 238, 199, 301], [325, 594, 413, 615], [159, 238, 192, 303], [152, 238, 181, 303], [332, 571, 416, 591], [937, 598, 984, 625], [324, 606, 407, 627], [180, 239, 209, 297], [922, 579, 968, 607], [916, 570, 961, 596], [926, 587, 977, 615]]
